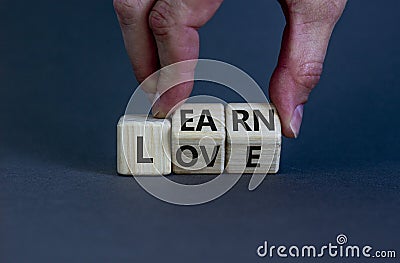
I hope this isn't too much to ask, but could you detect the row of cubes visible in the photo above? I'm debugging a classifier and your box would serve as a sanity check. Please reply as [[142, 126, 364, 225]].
[[117, 103, 281, 175]]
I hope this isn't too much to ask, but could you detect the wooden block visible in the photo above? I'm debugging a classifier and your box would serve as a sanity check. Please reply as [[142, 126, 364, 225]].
[[171, 103, 225, 174], [225, 103, 281, 174], [117, 115, 171, 175]]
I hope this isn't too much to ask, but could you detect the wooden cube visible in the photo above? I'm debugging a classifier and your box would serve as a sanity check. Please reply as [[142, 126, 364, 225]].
[[225, 103, 281, 174], [171, 103, 225, 174], [117, 115, 171, 175]]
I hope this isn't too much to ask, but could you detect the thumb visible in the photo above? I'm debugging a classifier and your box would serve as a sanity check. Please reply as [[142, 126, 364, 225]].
[[269, 0, 346, 138]]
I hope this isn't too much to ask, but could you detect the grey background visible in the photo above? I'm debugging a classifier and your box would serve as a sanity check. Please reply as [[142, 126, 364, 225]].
[[0, 0, 399, 262]]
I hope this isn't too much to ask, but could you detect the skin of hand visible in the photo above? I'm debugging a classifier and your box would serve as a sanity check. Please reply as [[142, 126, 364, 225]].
[[114, 0, 347, 138]]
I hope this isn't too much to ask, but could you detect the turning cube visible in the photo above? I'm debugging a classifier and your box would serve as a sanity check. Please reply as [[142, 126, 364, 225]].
[[225, 103, 281, 174], [171, 103, 225, 174], [117, 115, 171, 175]]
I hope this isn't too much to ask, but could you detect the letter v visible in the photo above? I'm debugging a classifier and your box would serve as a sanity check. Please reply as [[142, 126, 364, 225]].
[[199, 145, 220, 167]]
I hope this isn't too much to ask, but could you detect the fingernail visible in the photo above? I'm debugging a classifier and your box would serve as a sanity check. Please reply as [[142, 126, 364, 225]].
[[152, 110, 160, 118], [152, 108, 166, 119], [289, 104, 304, 138]]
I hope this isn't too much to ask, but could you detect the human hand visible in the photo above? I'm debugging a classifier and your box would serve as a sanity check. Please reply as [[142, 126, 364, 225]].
[[113, 0, 223, 117], [269, 0, 347, 137], [114, 0, 347, 138]]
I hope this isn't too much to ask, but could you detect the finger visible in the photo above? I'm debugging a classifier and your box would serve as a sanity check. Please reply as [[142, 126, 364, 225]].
[[114, 0, 159, 95], [269, 0, 346, 138], [149, 0, 223, 117]]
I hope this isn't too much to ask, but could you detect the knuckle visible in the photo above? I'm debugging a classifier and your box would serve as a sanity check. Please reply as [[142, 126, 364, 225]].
[[319, 0, 346, 23], [326, 0, 347, 21], [294, 61, 323, 90], [113, 0, 143, 26], [288, 0, 346, 24], [149, 0, 177, 36]]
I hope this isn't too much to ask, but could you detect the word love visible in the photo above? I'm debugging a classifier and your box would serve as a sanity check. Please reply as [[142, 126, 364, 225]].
[[117, 103, 281, 175]]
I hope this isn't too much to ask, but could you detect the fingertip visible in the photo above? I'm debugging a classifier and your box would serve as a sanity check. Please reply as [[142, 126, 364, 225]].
[[270, 95, 304, 138], [274, 104, 303, 139], [151, 109, 166, 119], [151, 82, 193, 118], [269, 68, 305, 139]]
